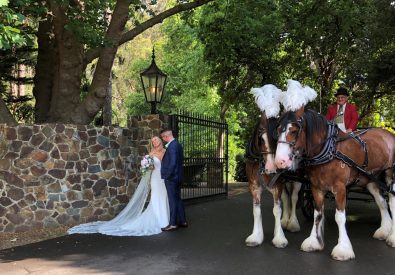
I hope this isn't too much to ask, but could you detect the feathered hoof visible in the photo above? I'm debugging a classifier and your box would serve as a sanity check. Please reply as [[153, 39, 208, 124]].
[[281, 218, 288, 229], [385, 233, 395, 247], [373, 226, 391, 240], [245, 234, 264, 247], [272, 236, 288, 248], [300, 236, 324, 252], [331, 244, 355, 261], [286, 218, 300, 232]]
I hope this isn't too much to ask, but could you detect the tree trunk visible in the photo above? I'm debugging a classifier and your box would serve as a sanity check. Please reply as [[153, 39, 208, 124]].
[[79, 0, 131, 123], [47, 2, 85, 123], [33, 19, 55, 123], [103, 74, 112, 126], [31, 0, 215, 125]]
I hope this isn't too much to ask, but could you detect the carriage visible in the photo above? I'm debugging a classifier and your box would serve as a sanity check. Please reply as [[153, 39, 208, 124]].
[[246, 81, 395, 261]]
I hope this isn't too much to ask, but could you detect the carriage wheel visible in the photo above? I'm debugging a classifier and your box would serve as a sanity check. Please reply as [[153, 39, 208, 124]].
[[302, 189, 315, 220]]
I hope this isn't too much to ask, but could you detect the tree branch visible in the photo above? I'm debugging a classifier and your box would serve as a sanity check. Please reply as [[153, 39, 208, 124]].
[[84, 0, 215, 64]]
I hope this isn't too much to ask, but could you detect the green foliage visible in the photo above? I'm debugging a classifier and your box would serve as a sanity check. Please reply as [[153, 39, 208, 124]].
[[0, 91, 34, 123], [160, 11, 220, 116], [0, 0, 35, 49], [64, 0, 116, 48], [124, 92, 151, 116], [199, 0, 285, 100]]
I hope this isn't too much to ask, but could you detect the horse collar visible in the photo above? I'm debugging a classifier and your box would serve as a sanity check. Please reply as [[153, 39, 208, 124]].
[[303, 122, 338, 166]]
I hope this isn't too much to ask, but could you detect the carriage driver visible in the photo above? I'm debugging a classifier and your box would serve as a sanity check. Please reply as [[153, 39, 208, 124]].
[[325, 87, 359, 133]]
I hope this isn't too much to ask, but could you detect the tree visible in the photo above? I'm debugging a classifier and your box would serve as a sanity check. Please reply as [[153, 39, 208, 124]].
[[198, 0, 394, 124], [198, 0, 285, 121], [0, 0, 34, 49], [0, 0, 216, 125], [0, 0, 36, 125]]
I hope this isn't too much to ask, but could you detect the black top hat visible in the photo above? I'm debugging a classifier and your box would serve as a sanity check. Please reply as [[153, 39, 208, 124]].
[[335, 87, 349, 97]]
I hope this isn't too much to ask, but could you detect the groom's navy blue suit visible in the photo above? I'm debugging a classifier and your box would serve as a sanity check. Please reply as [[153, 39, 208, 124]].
[[161, 139, 186, 226]]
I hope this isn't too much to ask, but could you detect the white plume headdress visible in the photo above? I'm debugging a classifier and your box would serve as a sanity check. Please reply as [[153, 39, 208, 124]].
[[280, 79, 317, 111], [250, 84, 282, 118]]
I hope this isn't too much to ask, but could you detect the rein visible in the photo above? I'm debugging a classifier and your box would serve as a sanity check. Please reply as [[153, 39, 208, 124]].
[[245, 137, 273, 162]]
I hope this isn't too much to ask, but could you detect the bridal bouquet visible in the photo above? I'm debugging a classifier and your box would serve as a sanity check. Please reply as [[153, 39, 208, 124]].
[[140, 155, 154, 175]]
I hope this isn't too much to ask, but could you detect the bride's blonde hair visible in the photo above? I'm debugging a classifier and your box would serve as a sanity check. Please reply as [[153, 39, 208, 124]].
[[150, 136, 164, 152]]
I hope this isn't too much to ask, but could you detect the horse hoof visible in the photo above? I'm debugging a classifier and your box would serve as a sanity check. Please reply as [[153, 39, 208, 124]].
[[331, 245, 355, 261], [286, 219, 300, 232], [300, 237, 324, 252], [245, 241, 262, 247], [272, 237, 288, 248], [385, 235, 395, 247], [245, 235, 263, 247], [373, 227, 391, 240]]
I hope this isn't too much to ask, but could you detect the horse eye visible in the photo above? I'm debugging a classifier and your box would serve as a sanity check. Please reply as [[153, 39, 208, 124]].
[[289, 129, 298, 136]]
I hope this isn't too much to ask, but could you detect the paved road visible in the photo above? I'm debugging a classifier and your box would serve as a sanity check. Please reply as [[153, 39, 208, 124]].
[[0, 186, 394, 275]]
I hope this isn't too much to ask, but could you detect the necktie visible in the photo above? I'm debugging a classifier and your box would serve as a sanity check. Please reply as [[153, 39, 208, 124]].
[[338, 104, 344, 114]]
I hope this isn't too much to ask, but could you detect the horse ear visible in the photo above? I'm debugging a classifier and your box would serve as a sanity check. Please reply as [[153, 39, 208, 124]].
[[295, 106, 305, 118]]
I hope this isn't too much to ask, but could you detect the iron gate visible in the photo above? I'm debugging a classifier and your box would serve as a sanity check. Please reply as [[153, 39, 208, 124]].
[[170, 111, 228, 201]]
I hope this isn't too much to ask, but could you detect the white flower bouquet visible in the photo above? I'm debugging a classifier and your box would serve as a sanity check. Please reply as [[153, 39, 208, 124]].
[[140, 155, 154, 175]]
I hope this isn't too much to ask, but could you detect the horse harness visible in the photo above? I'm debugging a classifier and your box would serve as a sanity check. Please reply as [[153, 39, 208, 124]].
[[245, 126, 279, 189], [298, 121, 395, 195]]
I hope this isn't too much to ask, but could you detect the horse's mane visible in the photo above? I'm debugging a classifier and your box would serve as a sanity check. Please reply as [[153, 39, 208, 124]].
[[303, 109, 328, 156], [245, 121, 262, 159], [278, 111, 297, 133], [278, 109, 328, 156], [246, 117, 278, 159], [267, 117, 278, 151]]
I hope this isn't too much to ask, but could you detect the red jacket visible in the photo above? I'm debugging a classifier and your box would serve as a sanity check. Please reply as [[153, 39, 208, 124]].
[[325, 103, 359, 131]]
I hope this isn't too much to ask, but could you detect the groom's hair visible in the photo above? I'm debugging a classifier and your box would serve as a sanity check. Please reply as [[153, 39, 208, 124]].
[[160, 128, 173, 134]]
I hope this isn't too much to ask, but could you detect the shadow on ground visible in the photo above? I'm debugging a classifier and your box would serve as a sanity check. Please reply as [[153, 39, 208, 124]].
[[0, 184, 394, 274]]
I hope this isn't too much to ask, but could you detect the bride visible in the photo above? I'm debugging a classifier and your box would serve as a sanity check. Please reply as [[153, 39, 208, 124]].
[[68, 136, 170, 236]]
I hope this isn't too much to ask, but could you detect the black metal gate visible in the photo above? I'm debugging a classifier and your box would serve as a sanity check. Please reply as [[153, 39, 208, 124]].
[[170, 111, 228, 201]]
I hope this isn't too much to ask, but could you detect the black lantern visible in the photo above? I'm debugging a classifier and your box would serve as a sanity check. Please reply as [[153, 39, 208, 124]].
[[140, 48, 167, 114]]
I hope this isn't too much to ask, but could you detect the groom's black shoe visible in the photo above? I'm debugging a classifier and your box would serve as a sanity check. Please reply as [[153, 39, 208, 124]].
[[161, 225, 178, 231], [178, 222, 188, 228]]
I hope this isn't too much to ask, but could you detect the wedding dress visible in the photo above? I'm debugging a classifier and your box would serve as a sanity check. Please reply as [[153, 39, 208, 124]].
[[68, 156, 170, 236]]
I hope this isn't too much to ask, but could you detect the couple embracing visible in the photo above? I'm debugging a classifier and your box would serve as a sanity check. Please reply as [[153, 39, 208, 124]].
[[68, 128, 187, 236]]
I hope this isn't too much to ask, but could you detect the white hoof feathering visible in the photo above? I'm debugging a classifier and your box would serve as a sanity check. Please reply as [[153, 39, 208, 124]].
[[386, 231, 395, 247], [286, 216, 300, 232], [245, 233, 264, 247], [332, 209, 355, 261], [301, 236, 324, 252], [272, 235, 288, 248], [373, 225, 392, 240], [245, 204, 264, 247], [281, 217, 288, 229], [331, 243, 355, 261]]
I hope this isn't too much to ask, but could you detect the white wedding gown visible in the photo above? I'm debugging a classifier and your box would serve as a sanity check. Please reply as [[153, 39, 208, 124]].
[[68, 156, 170, 236]]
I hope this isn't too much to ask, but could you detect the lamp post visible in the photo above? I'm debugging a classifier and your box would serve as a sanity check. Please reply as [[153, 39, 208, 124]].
[[140, 48, 167, 114]]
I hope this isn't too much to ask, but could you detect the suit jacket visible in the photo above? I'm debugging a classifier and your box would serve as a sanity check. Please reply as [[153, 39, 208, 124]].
[[161, 139, 184, 184], [325, 103, 359, 131]]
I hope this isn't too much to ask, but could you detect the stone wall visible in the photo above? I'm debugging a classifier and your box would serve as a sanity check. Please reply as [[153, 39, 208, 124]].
[[0, 114, 168, 233]]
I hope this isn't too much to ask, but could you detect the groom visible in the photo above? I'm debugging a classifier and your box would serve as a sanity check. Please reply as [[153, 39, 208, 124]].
[[160, 128, 188, 231]]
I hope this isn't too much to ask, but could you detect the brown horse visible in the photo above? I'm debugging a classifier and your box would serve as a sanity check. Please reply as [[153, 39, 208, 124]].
[[245, 111, 302, 248], [275, 108, 395, 261]]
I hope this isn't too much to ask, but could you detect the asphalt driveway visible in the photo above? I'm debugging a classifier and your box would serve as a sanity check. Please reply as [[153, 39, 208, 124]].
[[0, 185, 394, 275]]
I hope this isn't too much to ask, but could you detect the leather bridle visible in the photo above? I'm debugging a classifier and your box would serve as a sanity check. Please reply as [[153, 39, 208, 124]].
[[277, 117, 304, 149]]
